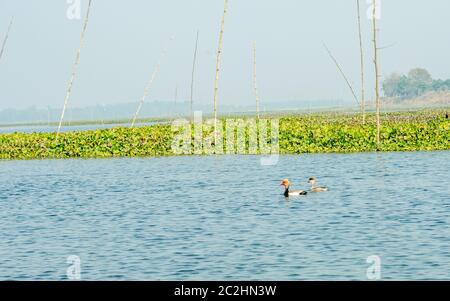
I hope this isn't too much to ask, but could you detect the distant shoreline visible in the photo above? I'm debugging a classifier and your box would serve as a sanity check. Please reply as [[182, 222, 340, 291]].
[[1, 104, 448, 129]]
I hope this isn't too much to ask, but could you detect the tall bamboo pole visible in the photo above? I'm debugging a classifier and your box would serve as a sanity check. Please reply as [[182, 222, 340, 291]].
[[252, 41, 260, 120], [57, 0, 93, 136], [190, 30, 199, 121], [131, 45, 168, 127], [0, 17, 14, 64], [323, 43, 360, 108], [372, 0, 381, 148], [174, 85, 178, 103], [213, 0, 229, 145], [356, 0, 366, 124]]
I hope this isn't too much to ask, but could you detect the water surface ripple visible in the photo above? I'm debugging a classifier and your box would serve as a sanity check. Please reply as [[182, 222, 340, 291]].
[[0, 152, 449, 280]]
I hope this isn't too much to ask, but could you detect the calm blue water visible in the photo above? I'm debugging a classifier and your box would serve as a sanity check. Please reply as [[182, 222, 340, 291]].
[[0, 152, 449, 280]]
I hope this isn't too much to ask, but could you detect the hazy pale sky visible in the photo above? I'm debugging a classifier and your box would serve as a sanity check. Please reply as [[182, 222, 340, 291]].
[[0, 0, 449, 110]]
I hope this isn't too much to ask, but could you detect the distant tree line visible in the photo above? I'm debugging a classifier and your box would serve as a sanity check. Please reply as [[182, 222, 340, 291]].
[[383, 68, 450, 99]]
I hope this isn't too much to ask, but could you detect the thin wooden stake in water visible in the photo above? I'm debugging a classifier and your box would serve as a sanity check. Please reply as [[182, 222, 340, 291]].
[[356, 0, 366, 124], [131, 45, 168, 128], [190, 30, 199, 121], [57, 0, 93, 136], [372, 0, 381, 149], [252, 41, 260, 120], [0, 17, 14, 64], [323, 43, 360, 107], [213, 0, 229, 145]]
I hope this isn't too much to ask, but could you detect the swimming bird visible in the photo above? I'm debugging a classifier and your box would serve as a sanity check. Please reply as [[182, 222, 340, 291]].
[[308, 177, 328, 192], [280, 179, 307, 197]]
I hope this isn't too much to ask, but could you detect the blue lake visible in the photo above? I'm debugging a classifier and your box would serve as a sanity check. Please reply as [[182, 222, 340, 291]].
[[0, 151, 449, 280]]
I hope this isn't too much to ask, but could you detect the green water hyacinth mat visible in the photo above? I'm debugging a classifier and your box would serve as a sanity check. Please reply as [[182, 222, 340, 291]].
[[0, 111, 449, 160]]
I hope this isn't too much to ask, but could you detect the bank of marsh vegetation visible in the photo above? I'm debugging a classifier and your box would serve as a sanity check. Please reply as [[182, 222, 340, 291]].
[[0, 110, 448, 160]]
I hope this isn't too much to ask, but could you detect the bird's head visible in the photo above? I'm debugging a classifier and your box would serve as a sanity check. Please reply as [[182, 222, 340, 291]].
[[308, 177, 317, 184], [280, 179, 290, 188]]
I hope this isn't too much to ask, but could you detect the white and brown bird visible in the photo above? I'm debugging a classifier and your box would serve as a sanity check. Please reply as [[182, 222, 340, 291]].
[[280, 179, 307, 197], [308, 177, 328, 192]]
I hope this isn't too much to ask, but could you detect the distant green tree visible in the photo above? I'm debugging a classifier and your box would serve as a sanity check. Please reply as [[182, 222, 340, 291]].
[[382, 68, 449, 99], [408, 68, 433, 83], [396, 76, 411, 98], [432, 79, 450, 91], [382, 73, 402, 97], [407, 68, 432, 97]]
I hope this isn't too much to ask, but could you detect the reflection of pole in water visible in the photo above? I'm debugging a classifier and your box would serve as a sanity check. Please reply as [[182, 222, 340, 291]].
[[373, 151, 389, 245]]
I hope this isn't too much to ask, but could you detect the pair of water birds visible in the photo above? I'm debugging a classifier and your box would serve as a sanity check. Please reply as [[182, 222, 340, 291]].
[[280, 177, 328, 197]]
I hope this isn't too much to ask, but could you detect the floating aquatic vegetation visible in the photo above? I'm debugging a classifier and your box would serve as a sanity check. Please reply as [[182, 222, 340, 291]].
[[0, 111, 448, 160]]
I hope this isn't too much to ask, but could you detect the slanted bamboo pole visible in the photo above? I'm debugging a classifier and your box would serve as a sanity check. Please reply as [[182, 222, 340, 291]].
[[131, 44, 168, 128], [372, 0, 381, 148], [356, 0, 366, 124], [190, 30, 199, 122], [0, 17, 14, 64], [57, 0, 93, 136], [252, 41, 260, 120], [323, 43, 360, 108], [213, 0, 229, 145]]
